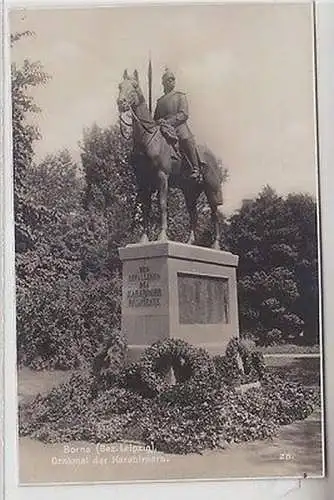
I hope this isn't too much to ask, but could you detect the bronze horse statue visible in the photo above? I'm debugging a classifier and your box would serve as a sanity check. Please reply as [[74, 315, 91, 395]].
[[117, 69, 225, 249]]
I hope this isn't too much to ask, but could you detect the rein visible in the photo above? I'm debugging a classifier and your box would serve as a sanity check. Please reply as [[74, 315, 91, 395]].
[[119, 103, 159, 146], [119, 113, 133, 140]]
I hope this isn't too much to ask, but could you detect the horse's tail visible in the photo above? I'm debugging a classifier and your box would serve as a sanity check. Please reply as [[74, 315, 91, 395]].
[[198, 144, 225, 210]]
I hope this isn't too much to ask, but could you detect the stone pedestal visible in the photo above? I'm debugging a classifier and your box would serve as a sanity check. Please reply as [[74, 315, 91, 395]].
[[118, 241, 239, 359]]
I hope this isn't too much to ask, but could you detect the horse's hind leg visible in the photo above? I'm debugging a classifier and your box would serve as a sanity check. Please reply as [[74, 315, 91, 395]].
[[184, 188, 199, 245], [211, 210, 220, 250], [205, 188, 224, 250]]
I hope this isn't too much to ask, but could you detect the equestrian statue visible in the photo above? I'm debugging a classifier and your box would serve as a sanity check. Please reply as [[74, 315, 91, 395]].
[[117, 67, 226, 249]]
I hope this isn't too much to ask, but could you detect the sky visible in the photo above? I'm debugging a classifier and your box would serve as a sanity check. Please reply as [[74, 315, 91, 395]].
[[10, 3, 317, 214]]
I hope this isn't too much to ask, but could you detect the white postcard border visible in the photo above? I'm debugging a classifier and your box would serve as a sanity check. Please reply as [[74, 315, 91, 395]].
[[2, 1, 334, 499]]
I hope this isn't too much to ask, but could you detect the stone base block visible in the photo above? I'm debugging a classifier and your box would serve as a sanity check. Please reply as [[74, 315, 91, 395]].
[[119, 241, 239, 358]]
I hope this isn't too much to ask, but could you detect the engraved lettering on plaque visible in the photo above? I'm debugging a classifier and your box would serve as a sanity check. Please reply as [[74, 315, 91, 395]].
[[126, 265, 162, 308], [177, 273, 229, 324]]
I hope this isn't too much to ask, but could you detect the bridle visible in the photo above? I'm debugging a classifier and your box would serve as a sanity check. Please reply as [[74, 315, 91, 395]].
[[118, 89, 159, 146]]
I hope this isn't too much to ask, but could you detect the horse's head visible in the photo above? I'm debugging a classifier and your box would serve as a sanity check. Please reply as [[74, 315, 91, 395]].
[[117, 69, 143, 113]]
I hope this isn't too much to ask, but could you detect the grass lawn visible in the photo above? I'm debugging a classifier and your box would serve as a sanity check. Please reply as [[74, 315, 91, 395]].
[[17, 354, 324, 483], [18, 366, 76, 404], [257, 344, 320, 355], [266, 356, 321, 387]]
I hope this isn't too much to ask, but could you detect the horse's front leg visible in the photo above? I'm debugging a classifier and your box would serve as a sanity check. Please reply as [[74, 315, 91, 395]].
[[138, 188, 151, 244], [157, 171, 168, 241]]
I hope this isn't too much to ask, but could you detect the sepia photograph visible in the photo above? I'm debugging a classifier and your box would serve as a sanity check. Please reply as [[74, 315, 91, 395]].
[[9, 2, 324, 484]]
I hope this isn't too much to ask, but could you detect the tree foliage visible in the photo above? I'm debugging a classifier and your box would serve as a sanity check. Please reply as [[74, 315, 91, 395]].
[[15, 146, 123, 368], [227, 186, 319, 345], [12, 36, 122, 369], [11, 32, 51, 252]]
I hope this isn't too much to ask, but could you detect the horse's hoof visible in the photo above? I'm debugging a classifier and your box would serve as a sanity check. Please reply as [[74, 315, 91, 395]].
[[187, 233, 196, 245], [216, 204, 225, 218], [139, 234, 149, 244], [158, 231, 168, 242]]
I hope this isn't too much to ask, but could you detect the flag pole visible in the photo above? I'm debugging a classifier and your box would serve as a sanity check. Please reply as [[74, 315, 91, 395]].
[[148, 52, 152, 114]]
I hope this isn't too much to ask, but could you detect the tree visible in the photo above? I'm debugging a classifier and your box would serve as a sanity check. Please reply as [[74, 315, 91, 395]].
[[227, 186, 319, 345], [16, 148, 122, 369], [284, 193, 319, 344], [81, 123, 140, 263], [11, 31, 51, 252], [12, 35, 121, 369], [25, 149, 83, 214]]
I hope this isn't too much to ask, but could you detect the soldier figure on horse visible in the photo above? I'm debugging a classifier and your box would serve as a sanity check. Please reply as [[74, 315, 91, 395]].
[[154, 68, 202, 182], [117, 68, 225, 247]]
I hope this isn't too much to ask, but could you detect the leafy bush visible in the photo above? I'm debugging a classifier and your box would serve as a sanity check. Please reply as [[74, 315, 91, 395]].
[[92, 331, 127, 390], [17, 273, 122, 370], [213, 337, 266, 385], [265, 328, 284, 346], [17, 277, 86, 370]]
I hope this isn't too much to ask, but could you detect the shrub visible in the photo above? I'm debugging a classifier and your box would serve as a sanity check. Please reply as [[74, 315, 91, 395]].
[[213, 337, 266, 385], [17, 272, 122, 371], [17, 277, 87, 370], [266, 328, 284, 346], [92, 331, 127, 390]]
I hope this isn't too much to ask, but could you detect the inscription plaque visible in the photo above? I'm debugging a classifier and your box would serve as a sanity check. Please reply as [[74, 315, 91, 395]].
[[177, 273, 229, 325], [126, 265, 162, 308]]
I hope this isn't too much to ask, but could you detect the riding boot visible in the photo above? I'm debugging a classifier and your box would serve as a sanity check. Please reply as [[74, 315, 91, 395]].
[[181, 138, 202, 182]]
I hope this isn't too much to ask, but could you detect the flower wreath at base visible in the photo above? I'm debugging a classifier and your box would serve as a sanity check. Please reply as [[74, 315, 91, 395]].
[[214, 337, 266, 386], [124, 338, 216, 397]]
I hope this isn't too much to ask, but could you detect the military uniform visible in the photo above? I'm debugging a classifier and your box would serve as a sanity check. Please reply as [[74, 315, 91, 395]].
[[154, 71, 201, 180], [154, 90, 192, 140]]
